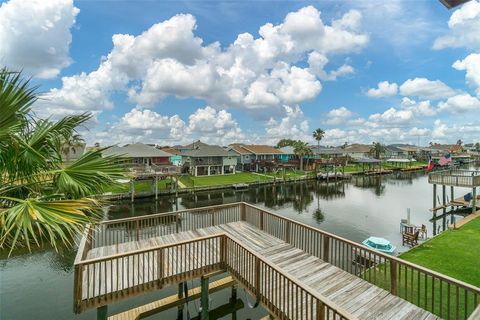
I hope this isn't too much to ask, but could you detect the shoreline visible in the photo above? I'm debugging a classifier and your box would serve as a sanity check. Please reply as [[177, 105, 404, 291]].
[[100, 165, 428, 200]]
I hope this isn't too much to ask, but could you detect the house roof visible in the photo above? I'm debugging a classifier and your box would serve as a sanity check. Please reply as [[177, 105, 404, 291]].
[[311, 146, 344, 155], [229, 144, 252, 155], [385, 145, 404, 153], [238, 144, 283, 155], [343, 144, 371, 153], [183, 140, 210, 149], [181, 144, 233, 157], [103, 143, 172, 158], [279, 146, 295, 155], [160, 147, 182, 155]]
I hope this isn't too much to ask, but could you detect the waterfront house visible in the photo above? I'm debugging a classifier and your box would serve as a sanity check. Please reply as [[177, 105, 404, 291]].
[[343, 144, 372, 159], [385, 145, 407, 159], [181, 142, 238, 176], [311, 146, 344, 158], [279, 146, 295, 161], [160, 147, 183, 166], [229, 143, 283, 172], [102, 143, 174, 173]]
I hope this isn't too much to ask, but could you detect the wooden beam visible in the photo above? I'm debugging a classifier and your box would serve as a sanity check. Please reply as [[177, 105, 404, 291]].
[[108, 276, 235, 320]]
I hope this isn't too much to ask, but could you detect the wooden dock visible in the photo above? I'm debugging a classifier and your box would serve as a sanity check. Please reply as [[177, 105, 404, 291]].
[[74, 202, 480, 319]]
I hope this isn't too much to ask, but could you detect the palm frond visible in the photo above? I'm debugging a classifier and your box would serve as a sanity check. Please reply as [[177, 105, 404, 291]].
[[54, 149, 127, 198], [0, 197, 100, 254], [0, 68, 37, 141]]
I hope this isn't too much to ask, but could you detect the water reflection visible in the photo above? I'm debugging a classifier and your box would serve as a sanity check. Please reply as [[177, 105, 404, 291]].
[[3, 166, 479, 320]]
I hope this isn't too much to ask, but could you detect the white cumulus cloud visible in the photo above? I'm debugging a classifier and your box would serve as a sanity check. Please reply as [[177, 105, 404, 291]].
[[453, 53, 480, 96], [433, 0, 480, 50], [34, 6, 368, 118], [0, 0, 79, 78], [399, 77, 455, 100], [437, 93, 480, 113], [366, 81, 398, 98]]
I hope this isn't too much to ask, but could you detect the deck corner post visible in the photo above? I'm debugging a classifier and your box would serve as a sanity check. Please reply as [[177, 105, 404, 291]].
[[322, 235, 330, 263], [316, 300, 325, 320], [97, 305, 108, 320], [240, 203, 246, 221], [158, 248, 164, 287], [472, 187, 477, 214], [285, 220, 291, 243], [389, 260, 397, 295], [259, 211, 264, 230], [220, 235, 227, 267], [73, 264, 82, 314]]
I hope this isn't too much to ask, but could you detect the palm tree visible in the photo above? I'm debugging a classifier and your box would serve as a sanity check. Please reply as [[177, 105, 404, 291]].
[[61, 133, 85, 163], [312, 128, 325, 158], [370, 142, 385, 159], [293, 141, 312, 171], [0, 68, 126, 254]]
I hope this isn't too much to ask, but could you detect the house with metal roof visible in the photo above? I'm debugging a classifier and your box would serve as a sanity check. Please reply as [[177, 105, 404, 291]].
[[342, 144, 372, 159], [180, 142, 238, 176]]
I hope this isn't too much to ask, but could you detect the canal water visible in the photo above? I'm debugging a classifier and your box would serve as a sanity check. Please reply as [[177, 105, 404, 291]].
[[1, 167, 477, 320]]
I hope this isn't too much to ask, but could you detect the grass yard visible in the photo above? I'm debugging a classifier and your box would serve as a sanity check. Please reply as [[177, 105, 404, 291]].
[[400, 217, 480, 287], [358, 217, 480, 318], [105, 178, 173, 193], [264, 170, 313, 178], [179, 172, 273, 187]]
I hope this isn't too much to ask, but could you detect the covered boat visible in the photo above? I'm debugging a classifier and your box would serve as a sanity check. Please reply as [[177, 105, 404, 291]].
[[362, 236, 396, 254]]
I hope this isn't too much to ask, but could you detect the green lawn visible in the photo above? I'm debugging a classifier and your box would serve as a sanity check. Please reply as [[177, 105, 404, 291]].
[[359, 217, 480, 318], [105, 179, 173, 193], [264, 170, 313, 178], [400, 217, 480, 287], [179, 172, 273, 187]]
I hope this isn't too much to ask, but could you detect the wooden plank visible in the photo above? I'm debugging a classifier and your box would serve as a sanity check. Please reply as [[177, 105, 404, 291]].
[[79, 220, 441, 320]]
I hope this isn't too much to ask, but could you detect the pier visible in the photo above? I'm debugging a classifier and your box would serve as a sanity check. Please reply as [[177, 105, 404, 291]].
[[74, 202, 480, 319], [428, 169, 480, 234]]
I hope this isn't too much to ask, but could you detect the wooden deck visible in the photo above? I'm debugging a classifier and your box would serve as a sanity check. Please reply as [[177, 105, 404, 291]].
[[74, 202, 480, 319], [84, 221, 437, 319]]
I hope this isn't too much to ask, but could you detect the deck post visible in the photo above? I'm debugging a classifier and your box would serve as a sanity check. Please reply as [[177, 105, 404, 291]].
[[442, 185, 446, 231], [259, 210, 264, 230], [200, 276, 209, 320], [451, 186, 454, 208], [230, 284, 237, 304], [316, 301, 325, 320], [97, 305, 108, 320], [322, 235, 330, 263], [255, 257, 261, 299], [177, 282, 184, 319], [390, 260, 397, 295], [130, 179, 135, 203], [473, 187, 477, 214], [240, 203, 246, 221], [285, 220, 291, 243], [433, 184, 437, 235]]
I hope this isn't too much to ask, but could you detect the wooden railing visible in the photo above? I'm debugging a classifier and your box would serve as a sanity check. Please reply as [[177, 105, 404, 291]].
[[89, 203, 241, 248], [244, 203, 480, 320], [76, 202, 480, 319], [428, 169, 480, 187], [74, 233, 355, 319]]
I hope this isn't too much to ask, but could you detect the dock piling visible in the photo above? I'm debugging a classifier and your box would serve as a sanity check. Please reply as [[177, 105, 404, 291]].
[[200, 276, 209, 320], [97, 305, 108, 320]]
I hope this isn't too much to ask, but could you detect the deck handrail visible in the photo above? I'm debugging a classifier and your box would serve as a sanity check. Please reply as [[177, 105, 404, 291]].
[[74, 232, 357, 319], [76, 201, 480, 318], [243, 202, 480, 294], [98, 202, 240, 225]]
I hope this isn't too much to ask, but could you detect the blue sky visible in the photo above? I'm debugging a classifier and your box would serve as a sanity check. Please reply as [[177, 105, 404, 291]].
[[1, 0, 479, 146]]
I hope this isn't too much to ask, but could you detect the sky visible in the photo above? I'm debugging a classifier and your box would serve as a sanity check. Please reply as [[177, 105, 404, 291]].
[[1, 0, 480, 147]]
